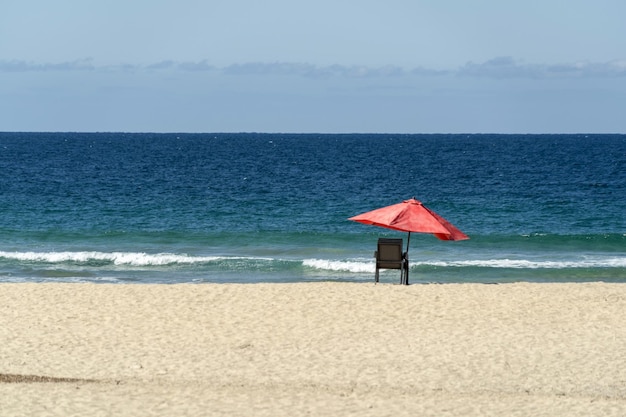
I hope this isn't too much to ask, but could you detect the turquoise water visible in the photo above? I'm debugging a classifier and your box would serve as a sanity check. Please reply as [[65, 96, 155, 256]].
[[1, 132, 624, 283]]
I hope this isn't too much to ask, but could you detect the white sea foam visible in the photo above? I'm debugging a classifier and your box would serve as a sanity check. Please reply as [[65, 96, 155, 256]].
[[417, 258, 626, 269], [0, 251, 222, 266], [2, 251, 625, 271], [302, 259, 375, 273], [303, 257, 626, 272]]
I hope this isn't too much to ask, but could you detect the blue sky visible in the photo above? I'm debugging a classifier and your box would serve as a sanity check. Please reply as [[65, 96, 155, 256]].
[[1, 0, 625, 133]]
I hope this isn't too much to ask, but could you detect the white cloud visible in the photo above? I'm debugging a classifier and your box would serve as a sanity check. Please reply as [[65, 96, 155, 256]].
[[222, 62, 408, 79], [145, 60, 177, 70], [459, 57, 626, 79], [3, 57, 625, 80], [0, 58, 95, 72], [178, 60, 216, 72]]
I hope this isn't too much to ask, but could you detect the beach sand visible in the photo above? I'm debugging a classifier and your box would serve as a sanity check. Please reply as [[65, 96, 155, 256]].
[[1, 282, 626, 416]]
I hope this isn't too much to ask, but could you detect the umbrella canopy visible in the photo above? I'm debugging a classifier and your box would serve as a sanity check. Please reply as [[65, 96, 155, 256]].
[[349, 198, 469, 242]]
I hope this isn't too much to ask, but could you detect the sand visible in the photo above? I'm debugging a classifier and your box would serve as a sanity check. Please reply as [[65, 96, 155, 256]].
[[1, 282, 626, 416]]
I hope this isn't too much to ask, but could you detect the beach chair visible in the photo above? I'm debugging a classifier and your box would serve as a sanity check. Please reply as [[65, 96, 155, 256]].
[[374, 238, 408, 284]]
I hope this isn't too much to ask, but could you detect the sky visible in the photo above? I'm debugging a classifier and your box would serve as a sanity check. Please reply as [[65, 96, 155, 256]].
[[1, 0, 625, 133]]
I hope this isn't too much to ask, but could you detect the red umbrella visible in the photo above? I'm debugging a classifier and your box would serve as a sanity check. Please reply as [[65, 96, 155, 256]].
[[349, 198, 469, 283]]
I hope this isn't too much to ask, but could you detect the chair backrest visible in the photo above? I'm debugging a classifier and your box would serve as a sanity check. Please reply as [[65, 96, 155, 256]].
[[376, 238, 404, 269]]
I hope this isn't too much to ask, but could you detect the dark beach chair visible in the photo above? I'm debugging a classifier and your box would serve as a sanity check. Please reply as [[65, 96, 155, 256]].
[[374, 238, 408, 285]]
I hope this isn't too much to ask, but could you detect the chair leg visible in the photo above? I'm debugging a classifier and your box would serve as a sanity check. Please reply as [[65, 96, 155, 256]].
[[375, 267, 379, 284]]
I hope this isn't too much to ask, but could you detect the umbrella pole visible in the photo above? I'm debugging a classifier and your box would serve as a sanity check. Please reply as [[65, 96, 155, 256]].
[[404, 232, 411, 285]]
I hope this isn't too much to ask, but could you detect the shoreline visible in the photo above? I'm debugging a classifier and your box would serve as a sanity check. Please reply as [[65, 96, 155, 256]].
[[2, 282, 626, 416]]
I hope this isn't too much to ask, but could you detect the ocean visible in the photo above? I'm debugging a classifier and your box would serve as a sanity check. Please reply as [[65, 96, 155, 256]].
[[1, 132, 624, 284]]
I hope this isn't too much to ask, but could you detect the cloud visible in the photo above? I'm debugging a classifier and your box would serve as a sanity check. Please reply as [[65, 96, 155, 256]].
[[223, 61, 316, 76], [0, 58, 96, 72], [178, 60, 216, 71], [144, 60, 215, 71], [2, 57, 625, 80], [222, 62, 407, 78], [545, 60, 626, 77], [459, 57, 538, 78], [459, 56, 626, 79], [0, 58, 408, 78], [411, 66, 450, 76], [145, 60, 177, 70]]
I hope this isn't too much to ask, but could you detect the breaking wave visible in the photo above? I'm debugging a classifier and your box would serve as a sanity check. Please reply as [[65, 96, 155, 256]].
[[304, 257, 626, 272], [2, 251, 625, 271], [0, 251, 229, 266]]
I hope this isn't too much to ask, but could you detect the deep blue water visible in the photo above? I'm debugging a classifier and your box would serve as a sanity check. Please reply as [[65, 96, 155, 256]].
[[1, 132, 624, 284]]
